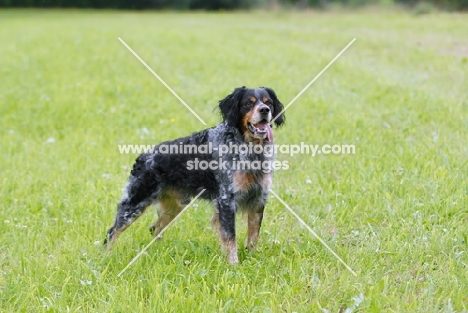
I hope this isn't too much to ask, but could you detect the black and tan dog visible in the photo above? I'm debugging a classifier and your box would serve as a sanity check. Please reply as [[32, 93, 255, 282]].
[[104, 87, 285, 264]]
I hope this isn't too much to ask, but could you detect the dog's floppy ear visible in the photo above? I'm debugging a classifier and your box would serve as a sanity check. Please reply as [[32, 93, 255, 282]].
[[264, 87, 285, 127], [219, 86, 246, 128]]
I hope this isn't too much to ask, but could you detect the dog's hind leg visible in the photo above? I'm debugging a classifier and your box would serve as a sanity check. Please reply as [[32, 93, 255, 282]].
[[104, 159, 161, 249], [149, 193, 188, 238], [104, 199, 149, 249]]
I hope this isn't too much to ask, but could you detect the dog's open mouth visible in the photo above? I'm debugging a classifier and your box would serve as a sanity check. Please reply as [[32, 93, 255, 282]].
[[248, 120, 273, 142]]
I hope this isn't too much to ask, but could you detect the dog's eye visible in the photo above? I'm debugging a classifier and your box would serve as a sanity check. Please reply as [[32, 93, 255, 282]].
[[265, 100, 273, 106]]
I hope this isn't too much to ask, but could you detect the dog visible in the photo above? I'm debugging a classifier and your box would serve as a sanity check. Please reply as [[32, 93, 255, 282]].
[[103, 86, 285, 264]]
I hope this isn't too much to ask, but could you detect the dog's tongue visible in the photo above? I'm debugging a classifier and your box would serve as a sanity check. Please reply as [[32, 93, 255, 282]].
[[255, 122, 273, 142]]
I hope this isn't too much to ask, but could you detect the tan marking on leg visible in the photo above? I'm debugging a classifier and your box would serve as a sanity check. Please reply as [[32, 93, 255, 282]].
[[221, 239, 239, 264], [212, 206, 238, 263], [247, 212, 263, 250], [211, 209, 220, 233], [217, 222, 239, 264], [150, 193, 183, 237]]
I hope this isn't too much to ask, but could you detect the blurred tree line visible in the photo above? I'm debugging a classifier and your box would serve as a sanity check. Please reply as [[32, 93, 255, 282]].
[[0, 0, 466, 10]]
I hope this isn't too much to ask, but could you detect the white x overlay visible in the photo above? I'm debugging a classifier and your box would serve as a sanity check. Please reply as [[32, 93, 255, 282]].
[[270, 38, 356, 124], [270, 190, 357, 277], [117, 37, 356, 276], [118, 37, 207, 125], [117, 189, 206, 277]]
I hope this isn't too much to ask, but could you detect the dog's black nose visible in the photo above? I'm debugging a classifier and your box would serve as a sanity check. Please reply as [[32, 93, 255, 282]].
[[259, 106, 270, 114]]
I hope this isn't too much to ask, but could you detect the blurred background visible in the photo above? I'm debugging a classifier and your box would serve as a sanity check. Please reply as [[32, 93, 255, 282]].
[[1, 0, 467, 12], [1, 0, 467, 310]]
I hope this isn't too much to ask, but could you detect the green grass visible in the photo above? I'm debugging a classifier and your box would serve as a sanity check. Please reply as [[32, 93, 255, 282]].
[[1, 9, 468, 312]]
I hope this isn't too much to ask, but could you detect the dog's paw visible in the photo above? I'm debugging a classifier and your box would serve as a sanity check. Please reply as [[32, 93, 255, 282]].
[[149, 226, 164, 240], [227, 253, 239, 265]]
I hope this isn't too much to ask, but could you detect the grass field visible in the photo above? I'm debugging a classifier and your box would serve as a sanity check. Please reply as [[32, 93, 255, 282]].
[[1, 9, 468, 312]]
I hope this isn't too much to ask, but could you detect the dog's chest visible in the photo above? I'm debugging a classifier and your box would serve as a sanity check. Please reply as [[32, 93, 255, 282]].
[[233, 171, 271, 195]]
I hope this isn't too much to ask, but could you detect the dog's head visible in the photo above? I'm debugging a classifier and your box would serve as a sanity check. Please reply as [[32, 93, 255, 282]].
[[219, 87, 285, 142]]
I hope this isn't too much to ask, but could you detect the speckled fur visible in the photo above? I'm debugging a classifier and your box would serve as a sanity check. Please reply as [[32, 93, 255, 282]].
[[103, 87, 285, 264]]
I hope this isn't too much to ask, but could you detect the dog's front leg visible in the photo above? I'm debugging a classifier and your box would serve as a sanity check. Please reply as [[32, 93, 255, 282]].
[[247, 205, 264, 251], [217, 194, 238, 264]]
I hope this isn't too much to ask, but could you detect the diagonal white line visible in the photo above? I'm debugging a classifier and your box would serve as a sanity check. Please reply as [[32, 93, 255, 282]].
[[117, 189, 206, 277], [118, 37, 207, 126], [269, 189, 357, 277], [271, 38, 356, 125]]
